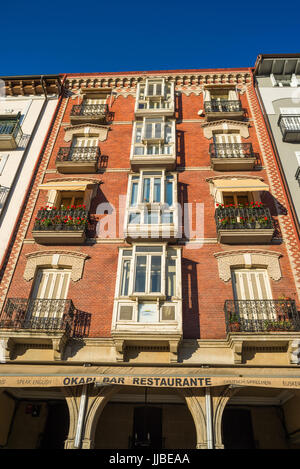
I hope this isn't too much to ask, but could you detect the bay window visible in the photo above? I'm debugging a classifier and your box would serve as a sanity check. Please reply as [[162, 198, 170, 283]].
[[117, 245, 181, 301], [135, 79, 175, 115], [125, 171, 178, 238], [132, 118, 175, 157]]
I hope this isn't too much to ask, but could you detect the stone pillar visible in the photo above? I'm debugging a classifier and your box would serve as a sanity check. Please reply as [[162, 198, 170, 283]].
[[180, 386, 239, 449], [63, 384, 120, 449], [179, 388, 207, 449], [211, 385, 240, 449]]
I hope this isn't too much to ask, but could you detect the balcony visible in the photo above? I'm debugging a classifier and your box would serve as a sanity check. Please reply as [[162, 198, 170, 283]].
[[278, 115, 300, 142], [0, 298, 78, 360], [0, 114, 23, 149], [204, 100, 244, 121], [0, 298, 91, 360], [225, 299, 300, 334], [70, 103, 109, 125], [56, 146, 101, 173], [32, 207, 88, 244], [215, 204, 274, 244], [209, 143, 256, 170]]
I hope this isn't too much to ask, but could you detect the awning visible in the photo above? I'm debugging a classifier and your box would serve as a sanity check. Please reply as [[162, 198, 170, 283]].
[[38, 180, 97, 191], [212, 178, 269, 192], [0, 365, 300, 389]]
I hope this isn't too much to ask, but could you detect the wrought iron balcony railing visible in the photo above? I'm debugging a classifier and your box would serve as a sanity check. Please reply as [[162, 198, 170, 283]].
[[215, 205, 273, 231], [0, 298, 91, 337], [0, 298, 74, 333], [33, 207, 89, 231], [56, 146, 101, 162], [278, 115, 300, 141], [209, 143, 254, 159], [204, 100, 243, 113], [224, 299, 300, 333], [70, 103, 108, 118]]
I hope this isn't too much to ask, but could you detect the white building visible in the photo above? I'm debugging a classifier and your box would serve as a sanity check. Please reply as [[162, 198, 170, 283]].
[[0, 75, 62, 267]]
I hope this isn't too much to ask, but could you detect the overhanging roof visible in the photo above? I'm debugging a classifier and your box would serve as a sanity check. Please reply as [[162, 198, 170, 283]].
[[254, 54, 300, 76]]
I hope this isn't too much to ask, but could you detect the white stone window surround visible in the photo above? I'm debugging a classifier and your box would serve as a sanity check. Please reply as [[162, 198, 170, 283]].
[[130, 117, 176, 157], [113, 244, 182, 301], [124, 170, 178, 231], [112, 244, 182, 328]]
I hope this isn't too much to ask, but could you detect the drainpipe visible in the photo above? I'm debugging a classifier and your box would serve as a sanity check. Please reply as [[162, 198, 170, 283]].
[[74, 384, 88, 449], [205, 388, 214, 449]]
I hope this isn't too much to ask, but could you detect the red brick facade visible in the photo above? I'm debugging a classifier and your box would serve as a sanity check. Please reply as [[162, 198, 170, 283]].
[[1, 68, 300, 343]]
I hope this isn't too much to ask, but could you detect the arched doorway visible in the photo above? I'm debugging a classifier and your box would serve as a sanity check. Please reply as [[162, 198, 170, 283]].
[[221, 386, 300, 449], [93, 386, 197, 449], [0, 387, 69, 449]]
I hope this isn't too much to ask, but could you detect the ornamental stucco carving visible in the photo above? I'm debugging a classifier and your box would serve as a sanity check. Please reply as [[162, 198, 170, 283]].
[[24, 251, 89, 282], [64, 124, 110, 143], [214, 250, 282, 282]]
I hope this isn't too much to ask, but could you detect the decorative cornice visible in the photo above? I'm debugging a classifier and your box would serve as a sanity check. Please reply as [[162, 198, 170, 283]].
[[65, 72, 252, 93], [206, 175, 265, 183]]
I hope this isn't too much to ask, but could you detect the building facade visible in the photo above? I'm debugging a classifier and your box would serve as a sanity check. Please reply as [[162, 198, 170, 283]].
[[254, 54, 300, 235], [0, 75, 62, 268], [0, 68, 300, 449]]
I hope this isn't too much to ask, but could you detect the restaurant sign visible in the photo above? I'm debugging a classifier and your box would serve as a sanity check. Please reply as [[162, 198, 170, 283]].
[[1, 375, 300, 389]]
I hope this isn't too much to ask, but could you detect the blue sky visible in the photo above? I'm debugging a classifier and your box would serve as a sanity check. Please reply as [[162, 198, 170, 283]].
[[1, 0, 299, 76]]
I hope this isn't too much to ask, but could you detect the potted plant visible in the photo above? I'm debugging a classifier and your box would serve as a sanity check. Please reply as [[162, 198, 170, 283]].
[[229, 314, 240, 332]]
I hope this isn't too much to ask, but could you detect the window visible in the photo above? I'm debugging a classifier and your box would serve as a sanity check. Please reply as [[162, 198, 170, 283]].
[[58, 192, 84, 208], [118, 245, 180, 299], [126, 171, 177, 230], [132, 119, 175, 156], [135, 79, 174, 113], [232, 269, 272, 301], [114, 245, 181, 325], [29, 268, 71, 319], [222, 192, 252, 206]]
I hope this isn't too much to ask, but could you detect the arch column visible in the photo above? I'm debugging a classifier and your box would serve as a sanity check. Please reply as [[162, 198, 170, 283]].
[[211, 385, 241, 449], [63, 384, 120, 449], [179, 388, 207, 449]]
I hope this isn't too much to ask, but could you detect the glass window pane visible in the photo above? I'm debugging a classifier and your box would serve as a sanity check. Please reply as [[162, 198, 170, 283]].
[[143, 178, 150, 202], [121, 260, 131, 296], [166, 181, 173, 206], [134, 146, 144, 155], [145, 124, 152, 139], [153, 179, 161, 202], [155, 123, 161, 139], [136, 246, 163, 253], [165, 125, 172, 143], [167, 259, 176, 297], [130, 182, 138, 206], [135, 256, 146, 292], [129, 212, 140, 224], [150, 256, 161, 292], [156, 83, 162, 95], [135, 126, 142, 143], [161, 211, 173, 223], [148, 84, 154, 96], [144, 211, 159, 224]]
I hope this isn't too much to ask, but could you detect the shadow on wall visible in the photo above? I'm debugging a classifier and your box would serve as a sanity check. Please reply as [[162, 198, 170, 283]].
[[181, 257, 200, 340]]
